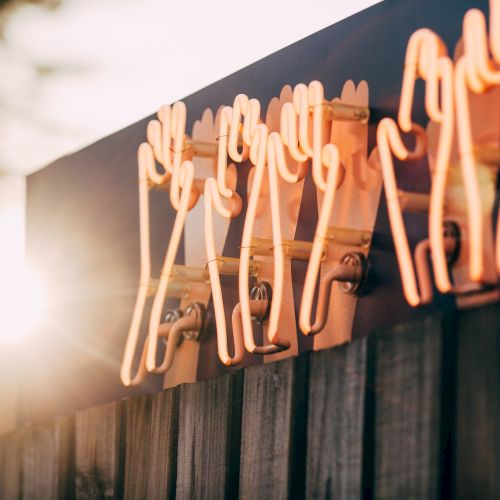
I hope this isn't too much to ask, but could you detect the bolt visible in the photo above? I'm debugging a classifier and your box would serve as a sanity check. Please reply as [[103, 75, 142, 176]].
[[249, 281, 273, 323]]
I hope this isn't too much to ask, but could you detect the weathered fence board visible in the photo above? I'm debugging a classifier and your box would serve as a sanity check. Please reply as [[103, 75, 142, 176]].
[[75, 402, 123, 499], [306, 338, 367, 499], [123, 389, 179, 500], [456, 305, 500, 500], [370, 315, 445, 499], [239, 355, 309, 500], [1, 306, 499, 499], [0, 431, 22, 499], [22, 416, 74, 500], [176, 372, 243, 499]]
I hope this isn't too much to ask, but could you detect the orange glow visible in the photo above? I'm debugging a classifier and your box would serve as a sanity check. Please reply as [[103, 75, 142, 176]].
[[455, 2, 500, 281], [0, 265, 46, 343]]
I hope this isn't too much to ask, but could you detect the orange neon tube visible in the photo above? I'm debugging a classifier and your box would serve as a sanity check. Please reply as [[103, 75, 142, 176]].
[[204, 94, 257, 365], [146, 160, 200, 373], [299, 144, 344, 333], [377, 118, 427, 307], [120, 143, 156, 386], [121, 141, 195, 386], [399, 29, 455, 296], [204, 177, 244, 365], [376, 27, 461, 306], [123, 101, 205, 383], [238, 123, 290, 354], [455, 3, 500, 280]]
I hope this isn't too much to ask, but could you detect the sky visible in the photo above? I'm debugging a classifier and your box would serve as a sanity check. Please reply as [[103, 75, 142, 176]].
[[0, 0, 381, 174]]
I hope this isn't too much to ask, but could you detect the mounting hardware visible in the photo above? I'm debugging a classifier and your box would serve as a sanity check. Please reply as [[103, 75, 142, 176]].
[[163, 308, 183, 324], [212, 256, 261, 277], [325, 226, 373, 248], [251, 237, 321, 260], [182, 302, 207, 341], [397, 190, 430, 213], [249, 281, 273, 323], [162, 308, 183, 347], [317, 101, 370, 124], [338, 252, 370, 296]]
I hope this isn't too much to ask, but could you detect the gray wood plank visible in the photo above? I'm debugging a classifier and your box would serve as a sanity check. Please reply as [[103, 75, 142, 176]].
[[306, 338, 367, 499], [372, 314, 444, 500], [123, 389, 178, 500], [176, 372, 243, 499], [456, 304, 500, 500], [75, 402, 123, 499], [238, 355, 309, 500], [0, 431, 22, 499], [22, 416, 74, 500]]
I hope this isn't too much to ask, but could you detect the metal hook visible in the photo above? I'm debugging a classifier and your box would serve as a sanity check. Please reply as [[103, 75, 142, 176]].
[[151, 303, 206, 375], [151, 308, 184, 375], [303, 252, 369, 335], [249, 282, 272, 323], [231, 281, 287, 356], [182, 303, 207, 341]]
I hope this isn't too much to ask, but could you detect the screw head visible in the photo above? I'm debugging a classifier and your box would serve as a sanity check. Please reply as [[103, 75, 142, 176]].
[[182, 302, 207, 341], [339, 252, 369, 296], [162, 308, 183, 347], [163, 308, 183, 324], [249, 281, 273, 322]]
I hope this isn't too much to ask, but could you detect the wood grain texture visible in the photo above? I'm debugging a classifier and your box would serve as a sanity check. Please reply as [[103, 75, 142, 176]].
[[22, 416, 74, 500], [75, 402, 123, 499], [3, 303, 500, 498], [371, 315, 444, 500], [0, 431, 22, 499], [239, 355, 309, 500], [176, 372, 243, 499], [123, 389, 178, 500], [456, 304, 500, 500], [306, 338, 367, 499]]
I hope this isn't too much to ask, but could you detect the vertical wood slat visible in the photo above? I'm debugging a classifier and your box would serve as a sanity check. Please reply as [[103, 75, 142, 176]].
[[370, 315, 445, 500], [3, 305, 500, 498], [0, 431, 22, 499], [123, 388, 179, 500], [22, 416, 75, 500], [238, 355, 309, 500], [176, 372, 243, 500], [75, 402, 123, 500], [306, 338, 367, 499], [456, 304, 500, 500]]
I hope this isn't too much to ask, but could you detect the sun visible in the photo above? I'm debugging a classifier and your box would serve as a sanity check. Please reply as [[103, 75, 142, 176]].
[[0, 264, 47, 343]]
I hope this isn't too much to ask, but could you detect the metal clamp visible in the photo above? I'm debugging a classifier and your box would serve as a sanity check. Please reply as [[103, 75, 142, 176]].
[[249, 281, 273, 323], [182, 302, 207, 341], [304, 252, 370, 335]]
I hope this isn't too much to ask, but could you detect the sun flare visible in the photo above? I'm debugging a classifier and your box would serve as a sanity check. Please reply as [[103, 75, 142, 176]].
[[0, 264, 46, 342]]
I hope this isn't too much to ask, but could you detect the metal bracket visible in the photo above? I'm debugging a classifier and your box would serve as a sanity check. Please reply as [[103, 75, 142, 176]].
[[325, 226, 373, 249], [249, 281, 273, 323], [182, 302, 207, 341]]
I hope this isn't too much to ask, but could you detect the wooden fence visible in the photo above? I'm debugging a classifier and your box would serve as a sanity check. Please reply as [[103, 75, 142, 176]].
[[0, 304, 498, 499]]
